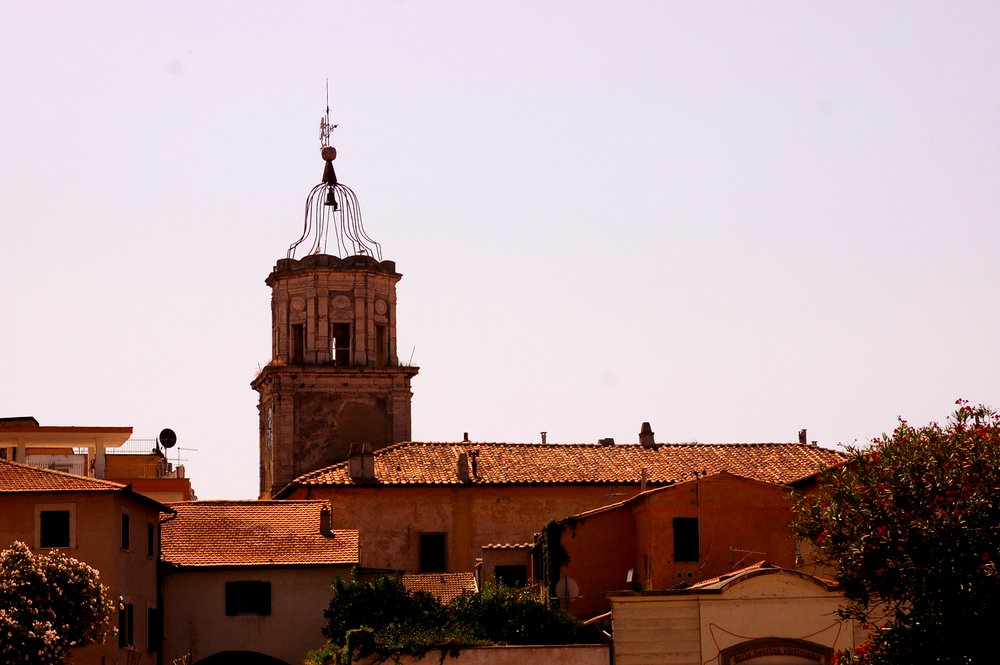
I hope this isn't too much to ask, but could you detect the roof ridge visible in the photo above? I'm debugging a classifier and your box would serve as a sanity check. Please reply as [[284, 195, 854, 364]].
[[169, 499, 329, 506], [0, 458, 128, 490]]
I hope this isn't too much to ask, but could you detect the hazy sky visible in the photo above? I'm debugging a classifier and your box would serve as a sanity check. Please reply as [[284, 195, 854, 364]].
[[2, 2, 998, 500]]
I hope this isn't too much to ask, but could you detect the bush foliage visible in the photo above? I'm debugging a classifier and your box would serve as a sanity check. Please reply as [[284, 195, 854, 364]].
[[793, 402, 1000, 665], [0, 541, 115, 664], [309, 571, 602, 664]]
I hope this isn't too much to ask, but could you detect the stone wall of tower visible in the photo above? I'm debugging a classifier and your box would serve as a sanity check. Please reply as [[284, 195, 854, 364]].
[[252, 253, 418, 498]]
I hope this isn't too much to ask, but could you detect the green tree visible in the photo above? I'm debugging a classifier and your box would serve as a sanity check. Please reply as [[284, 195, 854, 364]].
[[0, 541, 116, 664], [793, 402, 1000, 665], [310, 571, 600, 664]]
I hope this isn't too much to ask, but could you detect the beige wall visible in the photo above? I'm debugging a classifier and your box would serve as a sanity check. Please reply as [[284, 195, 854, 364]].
[[355, 644, 609, 665], [0, 490, 162, 665], [162, 565, 352, 665], [610, 572, 862, 665]]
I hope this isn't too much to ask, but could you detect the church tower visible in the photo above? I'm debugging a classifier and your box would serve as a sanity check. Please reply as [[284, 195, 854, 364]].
[[252, 105, 418, 498]]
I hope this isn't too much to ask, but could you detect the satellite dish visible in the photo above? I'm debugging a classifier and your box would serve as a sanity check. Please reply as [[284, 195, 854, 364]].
[[158, 428, 177, 449], [555, 577, 580, 600]]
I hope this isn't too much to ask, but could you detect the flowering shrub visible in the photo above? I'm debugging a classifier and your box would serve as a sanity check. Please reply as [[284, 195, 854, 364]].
[[0, 541, 115, 664], [793, 402, 1000, 665]]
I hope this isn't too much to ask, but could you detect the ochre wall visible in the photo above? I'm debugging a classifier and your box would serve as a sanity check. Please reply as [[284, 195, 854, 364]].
[[289, 483, 646, 572], [558, 475, 799, 619]]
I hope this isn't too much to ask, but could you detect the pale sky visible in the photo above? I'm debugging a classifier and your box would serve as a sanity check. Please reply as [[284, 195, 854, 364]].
[[2, 2, 998, 500]]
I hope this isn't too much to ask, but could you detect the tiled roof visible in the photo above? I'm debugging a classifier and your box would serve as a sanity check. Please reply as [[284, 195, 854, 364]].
[[0, 459, 127, 493], [161, 500, 359, 568], [286, 441, 848, 490], [402, 572, 478, 603], [482, 543, 532, 550]]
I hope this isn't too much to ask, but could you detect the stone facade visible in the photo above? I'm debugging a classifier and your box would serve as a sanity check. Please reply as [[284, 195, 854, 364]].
[[252, 253, 418, 498]]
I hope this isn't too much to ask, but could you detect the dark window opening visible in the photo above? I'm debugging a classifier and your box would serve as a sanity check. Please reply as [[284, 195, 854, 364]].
[[146, 522, 155, 558], [225, 581, 272, 616], [291, 324, 305, 363], [40, 510, 70, 548], [147, 607, 161, 652], [118, 603, 134, 648], [419, 533, 447, 573], [331, 323, 351, 367], [494, 565, 528, 588], [375, 324, 387, 367], [121, 513, 131, 551], [673, 517, 699, 562]]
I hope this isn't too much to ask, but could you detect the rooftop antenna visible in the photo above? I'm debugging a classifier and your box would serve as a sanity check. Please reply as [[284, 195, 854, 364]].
[[287, 81, 382, 261]]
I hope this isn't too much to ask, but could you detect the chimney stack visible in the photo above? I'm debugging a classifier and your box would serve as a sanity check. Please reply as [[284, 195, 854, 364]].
[[541, 431, 547, 444], [462, 432, 470, 443], [639, 422, 656, 448], [348, 443, 376, 482], [319, 504, 332, 537], [457, 452, 470, 482], [599, 437, 615, 446], [798, 429, 807, 445]]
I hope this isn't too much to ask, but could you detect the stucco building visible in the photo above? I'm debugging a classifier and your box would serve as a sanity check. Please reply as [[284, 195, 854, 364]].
[[276, 438, 846, 579], [0, 416, 193, 502], [0, 459, 171, 665], [608, 562, 862, 665], [540, 472, 804, 619], [160, 499, 359, 665]]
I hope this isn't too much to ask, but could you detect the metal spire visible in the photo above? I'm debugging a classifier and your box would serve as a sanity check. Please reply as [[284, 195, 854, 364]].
[[287, 83, 382, 260]]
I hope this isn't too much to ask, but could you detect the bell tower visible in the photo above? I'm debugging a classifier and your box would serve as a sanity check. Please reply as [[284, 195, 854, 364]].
[[252, 102, 418, 498]]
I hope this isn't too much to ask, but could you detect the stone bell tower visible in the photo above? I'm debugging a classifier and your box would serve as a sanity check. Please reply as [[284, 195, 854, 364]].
[[252, 105, 418, 498]]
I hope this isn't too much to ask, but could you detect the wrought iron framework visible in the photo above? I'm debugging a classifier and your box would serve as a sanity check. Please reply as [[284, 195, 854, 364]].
[[287, 91, 382, 260]]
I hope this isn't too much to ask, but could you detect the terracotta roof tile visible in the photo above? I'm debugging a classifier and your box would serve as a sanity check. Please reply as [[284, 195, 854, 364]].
[[402, 572, 478, 603], [0, 459, 127, 493], [482, 543, 532, 550], [161, 500, 358, 568], [288, 441, 847, 489]]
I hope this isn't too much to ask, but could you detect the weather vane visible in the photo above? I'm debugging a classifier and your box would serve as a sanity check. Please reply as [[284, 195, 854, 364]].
[[287, 82, 382, 261], [319, 79, 338, 146]]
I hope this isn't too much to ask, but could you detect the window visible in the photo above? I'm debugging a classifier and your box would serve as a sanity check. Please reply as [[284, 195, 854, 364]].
[[146, 522, 155, 558], [36, 505, 74, 549], [673, 517, 700, 562], [225, 581, 271, 616], [419, 533, 447, 573], [494, 565, 528, 587], [118, 602, 134, 648], [375, 324, 387, 367], [147, 607, 161, 652], [121, 512, 131, 551], [39, 510, 70, 548], [331, 322, 351, 367], [291, 324, 305, 363]]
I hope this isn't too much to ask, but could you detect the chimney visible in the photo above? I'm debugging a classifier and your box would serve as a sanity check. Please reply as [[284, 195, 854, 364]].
[[599, 437, 615, 446], [639, 422, 656, 448], [348, 443, 376, 482], [319, 504, 332, 537], [798, 429, 807, 445], [541, 431, 547, 444], [462, 432, 470, 443], [469, 450, 479, 478], [457, 452, 470, 482]]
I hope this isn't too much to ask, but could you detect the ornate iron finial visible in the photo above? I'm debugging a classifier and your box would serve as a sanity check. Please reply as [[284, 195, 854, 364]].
[[287, 84, 382, 260]]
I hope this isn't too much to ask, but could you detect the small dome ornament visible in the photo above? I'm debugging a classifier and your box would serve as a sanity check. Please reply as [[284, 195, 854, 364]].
[[287, 88, 382, 261]]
